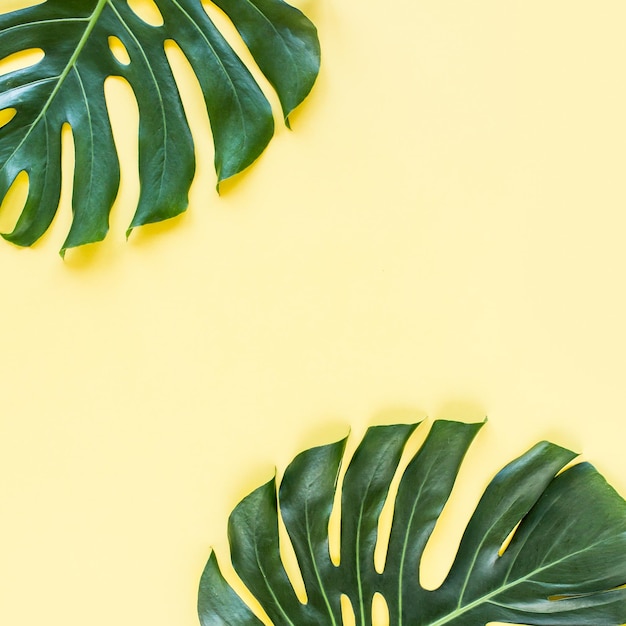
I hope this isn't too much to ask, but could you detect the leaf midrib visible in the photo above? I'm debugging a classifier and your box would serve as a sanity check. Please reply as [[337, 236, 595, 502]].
[[397, 458, 438, 626], [0, 1, 106, 177], [169, 0, 251, 177], [105, 1, 170, 205], [252, 542, 297, 626], [240, 0, 301, 85], [251, 503, 297, 626], [72, 65, 95, 210], [353, 441, 403, 626], [303, 502, 338, 626], [426, 534, 616, 626]]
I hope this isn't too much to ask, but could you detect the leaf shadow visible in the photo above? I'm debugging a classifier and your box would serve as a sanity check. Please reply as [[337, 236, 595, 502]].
[[434, 397, 488, 423], [126, 212, 188, 250]]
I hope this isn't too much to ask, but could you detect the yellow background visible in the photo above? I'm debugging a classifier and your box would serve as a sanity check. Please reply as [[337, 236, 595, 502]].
[[0, 1, 625, 625]]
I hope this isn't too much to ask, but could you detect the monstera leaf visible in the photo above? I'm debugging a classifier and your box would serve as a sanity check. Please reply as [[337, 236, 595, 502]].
[[0, 0, 319, 253], [198, 420, 626, 625]]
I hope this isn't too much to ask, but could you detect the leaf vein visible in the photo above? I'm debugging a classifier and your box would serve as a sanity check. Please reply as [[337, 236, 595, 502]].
[[429, 535, 616, 626], [0, 0, 107, 179], [168, 0, 250, 154], [105, 0, 169, 205]]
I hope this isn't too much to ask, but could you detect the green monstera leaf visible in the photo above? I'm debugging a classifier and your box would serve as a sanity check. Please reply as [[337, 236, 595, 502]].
[[198, 420, 626, 625], [0, 0, 319, 253]]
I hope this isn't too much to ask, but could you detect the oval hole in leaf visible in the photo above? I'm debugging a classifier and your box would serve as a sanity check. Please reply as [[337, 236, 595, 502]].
[[498, 519, 521, 556], [340, 594, 355, 626], [108, 36, 130, 66], [372, 592, 389, 626], [0, 48, 44, 76], [127, 0, 164, 26], [0, 108, 16, 129], [0, 170, 28, 234]]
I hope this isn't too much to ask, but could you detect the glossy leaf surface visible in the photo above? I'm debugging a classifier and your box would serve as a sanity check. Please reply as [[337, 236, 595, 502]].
[[0, 0, 319, 252], [198, 420, 626, 625]]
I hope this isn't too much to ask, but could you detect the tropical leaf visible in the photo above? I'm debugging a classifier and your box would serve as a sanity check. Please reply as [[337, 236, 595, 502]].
[[0, 0, 320, 253], [198, 420, 626, 625]]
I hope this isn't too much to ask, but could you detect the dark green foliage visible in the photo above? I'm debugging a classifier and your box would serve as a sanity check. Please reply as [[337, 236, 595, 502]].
[[198, 420, 626, 625], [0, 0, 319, 253]]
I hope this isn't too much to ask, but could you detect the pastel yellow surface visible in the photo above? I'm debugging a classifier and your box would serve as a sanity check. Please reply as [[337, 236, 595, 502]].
[[0, 1, 625, 625]]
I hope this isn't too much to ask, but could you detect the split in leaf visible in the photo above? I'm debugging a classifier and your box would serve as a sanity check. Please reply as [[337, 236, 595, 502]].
[[0, 0, 320, 253], [198, 419, 626, 625]]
